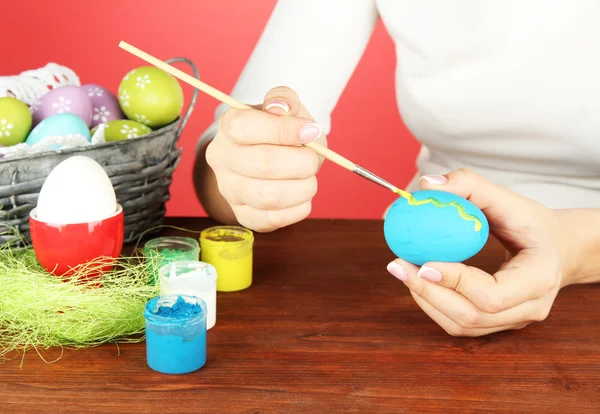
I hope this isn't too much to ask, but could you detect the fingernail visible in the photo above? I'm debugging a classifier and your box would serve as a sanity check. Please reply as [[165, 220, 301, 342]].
[[265, 99, 289, 114], [421, 175, 448, 185], [418, 265, 442, 282], [387, 261, 408, 282], [299, 122, 322, 142]]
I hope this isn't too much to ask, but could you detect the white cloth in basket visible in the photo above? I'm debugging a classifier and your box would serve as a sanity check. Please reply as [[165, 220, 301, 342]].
[[0, 124, 106, 159], [0, 63, 80, 106]]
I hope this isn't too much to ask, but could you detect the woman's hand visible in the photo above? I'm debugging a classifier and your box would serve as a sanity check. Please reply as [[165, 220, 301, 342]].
[[386, 168, 579, 337], [205, 86, 324, 232]]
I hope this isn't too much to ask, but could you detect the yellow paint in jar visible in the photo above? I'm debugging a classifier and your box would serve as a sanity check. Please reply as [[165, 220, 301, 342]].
[[200, 226, 254, 292]]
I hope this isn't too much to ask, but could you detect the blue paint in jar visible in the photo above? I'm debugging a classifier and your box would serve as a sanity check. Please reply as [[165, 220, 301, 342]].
[[144, 294, 207, 374]]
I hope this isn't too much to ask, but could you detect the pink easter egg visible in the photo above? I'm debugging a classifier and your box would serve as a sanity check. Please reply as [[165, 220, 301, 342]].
[[31, 86, 93, 127], [82, 84, 125, 128]]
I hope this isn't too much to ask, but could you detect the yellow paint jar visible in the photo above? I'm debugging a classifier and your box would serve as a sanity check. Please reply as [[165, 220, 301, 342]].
[[200, 226, 254, 292]]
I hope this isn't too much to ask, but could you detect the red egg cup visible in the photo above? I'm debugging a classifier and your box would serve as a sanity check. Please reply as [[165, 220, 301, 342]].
[[29, 204, 125, 281]]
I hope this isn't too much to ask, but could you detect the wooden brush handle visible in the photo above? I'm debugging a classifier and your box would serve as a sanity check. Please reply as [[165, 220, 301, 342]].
[[118, 41, 357, 173], [303, 141, 355, 170]]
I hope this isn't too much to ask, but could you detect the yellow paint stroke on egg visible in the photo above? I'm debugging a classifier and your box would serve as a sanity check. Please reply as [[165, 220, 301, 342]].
[[393, 188, 482, 232]]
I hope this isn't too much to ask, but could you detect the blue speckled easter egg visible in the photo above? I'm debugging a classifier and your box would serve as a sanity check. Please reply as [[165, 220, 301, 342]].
[[383, 190, 489, 266], [25, 113, 91, 146]]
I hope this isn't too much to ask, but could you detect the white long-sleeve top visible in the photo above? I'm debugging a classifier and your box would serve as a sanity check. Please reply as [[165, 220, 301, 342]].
[[198, 0, 600, 209]]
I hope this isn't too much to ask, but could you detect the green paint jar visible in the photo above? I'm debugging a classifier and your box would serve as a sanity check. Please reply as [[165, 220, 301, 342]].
[[144, 237, 200, 285]]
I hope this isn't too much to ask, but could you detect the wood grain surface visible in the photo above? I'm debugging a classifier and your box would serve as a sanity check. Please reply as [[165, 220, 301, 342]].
[[1, 218, 599, 413]]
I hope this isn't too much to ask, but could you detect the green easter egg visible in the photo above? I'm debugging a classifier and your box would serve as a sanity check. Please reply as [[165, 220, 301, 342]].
[[118, 66, 183, 129], [104, 119, 152, 142], [0, 97, 32, 146]]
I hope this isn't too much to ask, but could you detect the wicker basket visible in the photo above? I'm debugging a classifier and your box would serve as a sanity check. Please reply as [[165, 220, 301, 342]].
[[0, 57, 199, 248]]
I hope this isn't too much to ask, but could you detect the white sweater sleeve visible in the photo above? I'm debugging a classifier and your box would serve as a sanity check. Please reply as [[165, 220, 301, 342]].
[[197, 0, 379, 151]]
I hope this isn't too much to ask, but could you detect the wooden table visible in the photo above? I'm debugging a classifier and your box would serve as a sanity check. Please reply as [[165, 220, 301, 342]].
[[1, 218, 599, 413]]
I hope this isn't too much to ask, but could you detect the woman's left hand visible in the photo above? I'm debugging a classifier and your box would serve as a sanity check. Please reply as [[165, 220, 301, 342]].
[[386, 168, 578, 337]]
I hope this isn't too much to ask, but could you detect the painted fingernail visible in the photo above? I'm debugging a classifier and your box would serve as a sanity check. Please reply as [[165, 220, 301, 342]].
[[265, 99, 289, 114], [299, 122, 322, 142], [387, 261, 408, 282], [421, 175, 448, 185], [418, 265, 442, 282]]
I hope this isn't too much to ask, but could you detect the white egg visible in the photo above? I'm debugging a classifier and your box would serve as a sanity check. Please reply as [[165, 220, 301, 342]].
[[36, 155, 117, 224]]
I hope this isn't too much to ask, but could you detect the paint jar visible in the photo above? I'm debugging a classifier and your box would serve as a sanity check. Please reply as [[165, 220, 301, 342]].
[[200, 226, 253, 292], [144, 236, 200, 285], [144, 294, 207, 375], [158, 260, 218, 330]]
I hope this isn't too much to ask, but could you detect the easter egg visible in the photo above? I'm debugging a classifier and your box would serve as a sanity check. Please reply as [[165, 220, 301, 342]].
[[118, 66, 183, 128], [0, 97, 32, 146], [36, 155, 117, 225], [31, 85, 93, 127], [81, 84, 125, 128], [26, 113, 91, 147], [103, 119, 152, 142], [383, 190, 489, 266]]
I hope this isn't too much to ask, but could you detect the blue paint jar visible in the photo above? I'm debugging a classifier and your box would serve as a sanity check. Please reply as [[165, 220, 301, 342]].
[[144, 294, 207, 374]]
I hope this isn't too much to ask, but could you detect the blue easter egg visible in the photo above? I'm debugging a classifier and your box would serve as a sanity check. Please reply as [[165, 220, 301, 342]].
[[383, 190, 489, 266], [25, 113, 91, 147]]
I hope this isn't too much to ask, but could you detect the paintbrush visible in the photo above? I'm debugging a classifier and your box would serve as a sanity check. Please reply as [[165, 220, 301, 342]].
[[118, 41, 411, 199]]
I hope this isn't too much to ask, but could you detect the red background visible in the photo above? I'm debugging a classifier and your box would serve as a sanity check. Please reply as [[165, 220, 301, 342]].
[[1, 0, 419, 219]]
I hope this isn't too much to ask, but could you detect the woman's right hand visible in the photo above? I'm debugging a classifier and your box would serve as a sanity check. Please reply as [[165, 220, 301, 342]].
[[205, 86, 324, 232]]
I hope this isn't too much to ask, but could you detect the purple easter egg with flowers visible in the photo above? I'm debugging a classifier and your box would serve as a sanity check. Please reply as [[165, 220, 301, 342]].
[[82, 84, 125, 128], [31, 85, 93, 127]]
